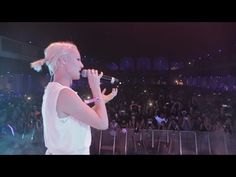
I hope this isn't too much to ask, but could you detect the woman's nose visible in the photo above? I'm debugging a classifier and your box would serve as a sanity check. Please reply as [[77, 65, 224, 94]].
[[80, 61, 84, 68]]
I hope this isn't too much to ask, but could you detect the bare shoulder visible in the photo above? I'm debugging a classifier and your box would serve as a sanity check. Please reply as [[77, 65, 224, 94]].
[[57, 88, 83, 114], [59, 88, 78, 100]]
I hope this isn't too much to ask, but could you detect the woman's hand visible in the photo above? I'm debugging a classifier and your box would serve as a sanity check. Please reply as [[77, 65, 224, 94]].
[[101, 88, 118, 104], [87, 69, 103, 98]]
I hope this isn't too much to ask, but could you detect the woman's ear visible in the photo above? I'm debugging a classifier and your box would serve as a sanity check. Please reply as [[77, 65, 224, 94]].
[[59, 57, 66, 65]]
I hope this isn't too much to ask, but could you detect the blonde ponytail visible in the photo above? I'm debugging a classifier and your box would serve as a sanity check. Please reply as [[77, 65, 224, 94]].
[[30, 59, 46, 72]]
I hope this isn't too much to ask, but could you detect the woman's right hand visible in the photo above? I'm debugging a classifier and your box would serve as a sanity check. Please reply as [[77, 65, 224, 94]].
[[87, 69, 103, 96]]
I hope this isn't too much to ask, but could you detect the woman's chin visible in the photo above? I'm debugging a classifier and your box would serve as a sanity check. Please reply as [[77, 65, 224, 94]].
[[73, 75, 80, 80]]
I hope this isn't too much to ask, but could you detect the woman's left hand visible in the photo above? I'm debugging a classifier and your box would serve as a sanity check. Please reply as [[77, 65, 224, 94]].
[[102, 88, 118, 103]]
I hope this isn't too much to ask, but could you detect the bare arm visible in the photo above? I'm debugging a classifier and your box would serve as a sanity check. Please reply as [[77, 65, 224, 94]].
[[57, 69, 108, 130], [57, 88, 108, 130]]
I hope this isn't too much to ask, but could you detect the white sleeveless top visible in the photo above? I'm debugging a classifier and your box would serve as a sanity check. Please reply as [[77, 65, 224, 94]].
[[42, 82, 91, 155]]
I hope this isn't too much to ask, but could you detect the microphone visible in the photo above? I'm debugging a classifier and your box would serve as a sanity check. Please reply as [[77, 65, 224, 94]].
[[81, 69, 119, 84]]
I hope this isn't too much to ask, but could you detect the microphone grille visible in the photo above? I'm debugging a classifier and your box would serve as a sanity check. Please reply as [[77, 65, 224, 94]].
[[81, 69, 88, 78]]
